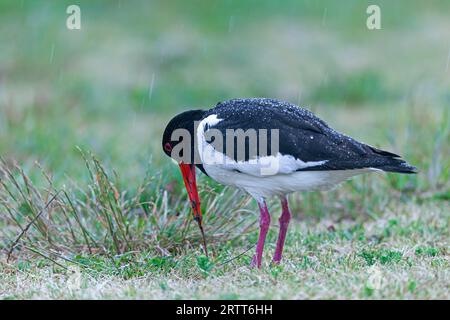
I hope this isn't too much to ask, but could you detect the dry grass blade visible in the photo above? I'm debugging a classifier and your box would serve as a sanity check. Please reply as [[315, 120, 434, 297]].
[[7, 191, 61, 262]]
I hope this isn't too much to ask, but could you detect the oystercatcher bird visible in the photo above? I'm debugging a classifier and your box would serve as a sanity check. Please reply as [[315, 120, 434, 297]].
[[162, 98, 417, 267]]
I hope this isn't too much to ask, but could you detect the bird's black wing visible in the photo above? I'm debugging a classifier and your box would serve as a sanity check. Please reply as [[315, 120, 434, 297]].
[[203, 98, 416, 173]]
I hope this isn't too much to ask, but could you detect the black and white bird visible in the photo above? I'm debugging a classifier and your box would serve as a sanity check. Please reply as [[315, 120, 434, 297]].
[[162, 98, 417, 268]]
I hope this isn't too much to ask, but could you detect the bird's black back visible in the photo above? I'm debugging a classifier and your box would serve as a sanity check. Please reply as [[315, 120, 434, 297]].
[[202, 98, 417, 173]]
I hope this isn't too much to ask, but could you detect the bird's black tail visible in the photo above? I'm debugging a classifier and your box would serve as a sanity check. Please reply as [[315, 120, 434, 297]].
[[377, 159, 418, 174], [368, 146, 418, 174]]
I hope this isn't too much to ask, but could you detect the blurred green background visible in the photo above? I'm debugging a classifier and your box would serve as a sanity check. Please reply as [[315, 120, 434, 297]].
[[0, 0, 448, 190]]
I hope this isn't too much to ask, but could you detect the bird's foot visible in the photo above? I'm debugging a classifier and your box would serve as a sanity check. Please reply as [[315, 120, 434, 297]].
[[272, 251, 283, 265], [271, 258, 281, 265], [250, 255, 261, 269]]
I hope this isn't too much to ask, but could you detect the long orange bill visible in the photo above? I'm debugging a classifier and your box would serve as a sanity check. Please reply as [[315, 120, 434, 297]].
[[179, 163, 208, 257]]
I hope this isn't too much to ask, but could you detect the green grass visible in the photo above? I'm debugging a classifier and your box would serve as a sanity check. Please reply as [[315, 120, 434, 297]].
[[0, 0, 449, 299]]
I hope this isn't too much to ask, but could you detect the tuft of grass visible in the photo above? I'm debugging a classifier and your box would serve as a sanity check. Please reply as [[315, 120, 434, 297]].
[[0, 153, 256, 272], [359, 249, 403, 266], [415, 246, 440, 257], [196, 255, 214, 276]]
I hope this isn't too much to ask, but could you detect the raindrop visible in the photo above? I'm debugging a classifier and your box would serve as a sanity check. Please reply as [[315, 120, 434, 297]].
[[49, 43, 55, 63], [297, 90, 302, 106], [446, 45, 450, 72], [228, 16, 234, 33], [322, 8, 328, 26], [148, 73, 155, 102]]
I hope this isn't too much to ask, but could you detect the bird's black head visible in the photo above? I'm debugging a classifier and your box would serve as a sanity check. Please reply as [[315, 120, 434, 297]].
[[162, 109, 205, 162]]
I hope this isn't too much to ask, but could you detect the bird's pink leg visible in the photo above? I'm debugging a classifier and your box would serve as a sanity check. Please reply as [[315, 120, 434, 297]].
[[250, 200, 271, 268], [272, 196, 291, 264]]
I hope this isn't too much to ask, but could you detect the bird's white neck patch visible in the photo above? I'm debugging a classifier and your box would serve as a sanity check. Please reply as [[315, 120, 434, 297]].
[[197, 114, 223, 163], [202, 114, 223, 127]]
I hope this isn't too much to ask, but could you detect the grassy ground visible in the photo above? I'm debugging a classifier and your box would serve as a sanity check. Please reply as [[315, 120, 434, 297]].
[[0, 0, 449, 299], [1, 201, 448, 299]]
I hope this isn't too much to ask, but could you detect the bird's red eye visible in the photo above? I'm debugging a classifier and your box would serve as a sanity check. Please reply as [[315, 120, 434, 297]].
[[164, 142, 172, 152]]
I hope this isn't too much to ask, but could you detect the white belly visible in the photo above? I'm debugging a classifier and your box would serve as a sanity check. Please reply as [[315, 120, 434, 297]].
[[203, 164, 374, 200]]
